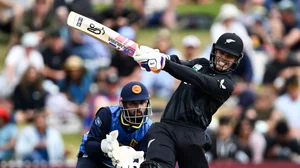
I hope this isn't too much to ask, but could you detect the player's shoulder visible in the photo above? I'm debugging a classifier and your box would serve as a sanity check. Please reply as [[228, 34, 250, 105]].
[[144, 119, 154, 128], [95, 105, 120, 119], [193, 57, 210, 66], [96, 105, 120, 114]]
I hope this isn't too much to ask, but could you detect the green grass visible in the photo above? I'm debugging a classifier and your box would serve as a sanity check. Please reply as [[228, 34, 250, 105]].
[[0, 31, 8, 70], [177, 2, 224, 17], [0, 44, 6, 70], [62, 133, 82, 160], [93, 0, 236, 18]]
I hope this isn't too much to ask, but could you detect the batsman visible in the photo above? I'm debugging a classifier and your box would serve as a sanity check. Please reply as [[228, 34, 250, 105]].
[[135, 33, 244, 168], [76, 81, 153, 168]]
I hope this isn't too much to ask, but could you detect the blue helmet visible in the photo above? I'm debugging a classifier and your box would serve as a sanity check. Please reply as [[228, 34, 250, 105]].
[[120, 82, 152, 127], [120, 81, 150, 102]]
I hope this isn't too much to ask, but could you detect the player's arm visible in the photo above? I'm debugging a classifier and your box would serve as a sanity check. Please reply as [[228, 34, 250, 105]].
[[163, 58, 234, 101], [168, 54, 199, 67], [134, 46, 233, 100], [84, 107, 112, 157]]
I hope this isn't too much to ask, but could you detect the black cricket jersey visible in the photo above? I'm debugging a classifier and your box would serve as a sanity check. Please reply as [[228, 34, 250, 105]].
[[161, 55, 235, 129]]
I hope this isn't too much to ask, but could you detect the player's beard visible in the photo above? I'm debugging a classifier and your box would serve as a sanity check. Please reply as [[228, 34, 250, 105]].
[[129, 109, 144, 124], [123, 108, 146, 125]]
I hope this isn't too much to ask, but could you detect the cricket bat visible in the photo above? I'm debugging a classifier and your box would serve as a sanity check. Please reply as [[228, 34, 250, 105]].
[[67, 11, 139, 57]]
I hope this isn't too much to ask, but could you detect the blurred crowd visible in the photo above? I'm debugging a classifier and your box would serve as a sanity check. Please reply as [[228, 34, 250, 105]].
[[0, 0, 300, 166]]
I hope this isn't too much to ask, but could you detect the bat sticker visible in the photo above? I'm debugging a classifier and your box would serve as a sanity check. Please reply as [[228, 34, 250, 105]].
[[67, 11, 140, 58], [108, 37, 136, 56], [76, 17, 83, 27], [87, 23, 105, 35]]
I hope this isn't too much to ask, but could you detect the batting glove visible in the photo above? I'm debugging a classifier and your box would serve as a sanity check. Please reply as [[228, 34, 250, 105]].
[[137, 46, 159, 56], [135, 45, 170, 72], [100, 130, 119, 158]]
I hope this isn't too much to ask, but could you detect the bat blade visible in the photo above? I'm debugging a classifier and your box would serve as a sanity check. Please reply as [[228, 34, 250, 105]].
[[67, 11, 139, 57]]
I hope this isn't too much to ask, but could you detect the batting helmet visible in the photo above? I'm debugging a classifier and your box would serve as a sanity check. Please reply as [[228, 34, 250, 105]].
[[210, 33, 244, 72]]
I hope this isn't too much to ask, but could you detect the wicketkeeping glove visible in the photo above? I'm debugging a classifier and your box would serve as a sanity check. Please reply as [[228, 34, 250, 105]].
[[100, 130, 119, 158], [112, 146, 144, 168]]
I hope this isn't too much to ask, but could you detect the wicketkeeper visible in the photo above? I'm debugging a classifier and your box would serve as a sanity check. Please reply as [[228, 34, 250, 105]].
[[76, 81, 153, 168]]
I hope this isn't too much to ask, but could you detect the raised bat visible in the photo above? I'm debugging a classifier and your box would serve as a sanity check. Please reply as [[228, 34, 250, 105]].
[[67, 11, 139, 57]]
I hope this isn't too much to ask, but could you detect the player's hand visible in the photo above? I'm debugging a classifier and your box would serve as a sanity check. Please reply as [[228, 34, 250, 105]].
[[112, 146, 144, 168], [135, 45, 170, 72], [100, 130, 119, 158], [137, 46, 159, 56], [136, 46, 161, 73]]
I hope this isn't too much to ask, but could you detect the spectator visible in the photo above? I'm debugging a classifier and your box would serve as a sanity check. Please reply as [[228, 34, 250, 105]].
[[132, 0, 179, 29], [42, 30, 70, 83], [66, 0, 94, 19], [89, 66, 120, 109], [0, 32, 44, 98], [274, 75, 300, 139], [181, 35, 201, 60], [15, 111, 65, 166], [54, 5, 70, 47], [238, 0, 273, 50], [0, 0, 30, 33], [0, 106, 18, 162], [85, 66, 121, 131], [210, 3, 254, 54], [234, 117, 266, 163], [244, 86, 281, 135], [69, 29, 112, 74], [11, 66, 47, 124], [12, 0, 56, 46], [265, 120, 300, 161], [206, 116, 242, 162], [263, 41, 300, 91], [272, 0, 300, 55], [95, 0, 143, 31], [58, 55, 93, 106], [45, 88, 84, 134]]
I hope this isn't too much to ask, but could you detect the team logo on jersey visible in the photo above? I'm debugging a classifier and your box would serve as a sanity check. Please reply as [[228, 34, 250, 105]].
[[130, 139, 138, 148], [95, 117, 102, 127], [132, 85, 142, 94], [192, 64, 202, 72], [225, 39, 235, 44], [218, 79, 226, 89]]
